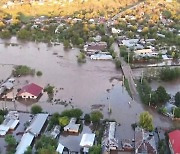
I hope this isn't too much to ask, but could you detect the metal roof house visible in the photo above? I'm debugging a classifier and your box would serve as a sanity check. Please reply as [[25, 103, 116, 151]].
[[80, 133, 95, 153], [0, 111, 19, 136], [15, 132, 34, 154], [64, 118, 80, 133], [26, 113, 49, 137]]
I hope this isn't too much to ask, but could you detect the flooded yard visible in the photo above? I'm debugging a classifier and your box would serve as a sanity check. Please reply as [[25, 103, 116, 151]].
[[0, 37, 176, 146]]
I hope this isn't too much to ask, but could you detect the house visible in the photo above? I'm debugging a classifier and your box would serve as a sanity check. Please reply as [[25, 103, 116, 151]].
[[0, 111, 19, 136], [135, 127, 157, 154], [134, 49, 158, 57], [112, 27, 121, 34], [17, 83, 43, 99], [102, 122, 118, 152], [50, 125, 61, 139], [16, 132, 34, 154], [26, 113, 48, 137], [84, 42, 107, 55], [64, 118, 80, 133], [121, 39, 144, 49], [168, 130, 180, 154], [90, 53, 112, 60], [80, 133, 95, 153]]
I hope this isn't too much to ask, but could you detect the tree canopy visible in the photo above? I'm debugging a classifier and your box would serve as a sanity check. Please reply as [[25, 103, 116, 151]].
[[31, 105, 42, 114], [139, 112, 154, 131], [90, 111, 103, 124], [175, 92, 180, 107]]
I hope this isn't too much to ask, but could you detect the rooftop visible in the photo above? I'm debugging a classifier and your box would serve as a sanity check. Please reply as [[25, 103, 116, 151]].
[[17, 83, 43, 97], [168, 130, 180, 154], [80, 133, 95, 147], [26, 113, 48, 136]]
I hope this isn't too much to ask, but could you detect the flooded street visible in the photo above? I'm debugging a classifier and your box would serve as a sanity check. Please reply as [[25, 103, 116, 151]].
[[0, 37, 176, 142]]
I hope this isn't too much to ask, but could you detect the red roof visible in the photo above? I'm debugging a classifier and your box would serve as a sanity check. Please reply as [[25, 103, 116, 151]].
[[17, 83, 43, 97], [168, 130, 180, 154]]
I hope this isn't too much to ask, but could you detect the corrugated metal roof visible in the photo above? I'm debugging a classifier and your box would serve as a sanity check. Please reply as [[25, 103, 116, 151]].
[[80, 133, 95, 147], [26, 113, 48, 136], [16, 133, 34, 154]]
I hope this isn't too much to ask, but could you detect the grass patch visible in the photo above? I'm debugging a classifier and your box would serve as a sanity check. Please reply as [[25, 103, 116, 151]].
[[12, 65, 35, 76]]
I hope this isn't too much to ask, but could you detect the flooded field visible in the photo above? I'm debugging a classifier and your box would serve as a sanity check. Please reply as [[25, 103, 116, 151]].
[[0, 37, 177, 143]]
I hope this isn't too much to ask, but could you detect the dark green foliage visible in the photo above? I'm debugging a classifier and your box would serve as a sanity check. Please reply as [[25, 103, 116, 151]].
[[84, 114, 91, 123], [162, 10, 172, 19], [175, 92, 180, 107], [36, 71, 43, 76], [48, 113, 60, 130], [12, 65, 35, 76], [31, 105, 42, 114], [174, 107, 180, 118], [155, 86, 170, 104], [44, 84, 54, 95], [0, 115, 4, 124], [90, 111, 103, 124], [35, 135, 58, 153], [137, 79, 152, 105], [5, 135, 16, 154], [24, 146, 32, 154], [89, 145, 102, 154], [159, 67, 180, 81], [60, 108, 83, 118]]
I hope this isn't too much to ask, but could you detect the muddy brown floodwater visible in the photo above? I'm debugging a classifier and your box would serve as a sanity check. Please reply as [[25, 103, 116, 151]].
[[0, 37, 177, 142]]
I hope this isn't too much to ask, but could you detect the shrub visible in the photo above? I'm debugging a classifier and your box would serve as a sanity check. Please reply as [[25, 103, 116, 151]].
[[12, 65, 35, 76], [44, 84, 54, 95], [36, 71, 43, 76], [60, 109, 83, 118], [31, 105, 42, 114], [58, 116, 69, 127], [84, 114, 91, 123]]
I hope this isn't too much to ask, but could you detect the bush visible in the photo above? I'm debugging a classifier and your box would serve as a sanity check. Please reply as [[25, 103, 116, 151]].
[[31, 105, 42, 114], [174, 107, 180, 118], [77, 52, 86, 63], [44, 84, 54, 95], [13, 65, 35, 76], [36, 71, 43, 76], [0, 30, 11, 39]]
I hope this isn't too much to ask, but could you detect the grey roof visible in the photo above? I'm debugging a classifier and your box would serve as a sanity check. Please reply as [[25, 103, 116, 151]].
[[80, 133, 95, 147], [26, 113, 48, 136], [16, 133, 34, 154], [1, 81, 14, 90]]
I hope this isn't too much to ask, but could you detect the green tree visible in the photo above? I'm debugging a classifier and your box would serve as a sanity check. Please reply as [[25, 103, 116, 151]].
[[5, 135, 16, 146], [139, 112, 154, 131], [84, 114, 91, 123], [60, 109, 83, 118], [115, 59, 121, 68], [90, 111, 103, 124], [58, 116, 69, 127], [31, 105, 42, 114], [174, 107, 180, 118], [156, 86, 170, 104], [0, 115, 4, 124], [63, 40, 71, 49], [36, 71, 43, 76], [35, 135, 57, 152], [48, 113, 60, 130], [89, 145, 101, 154], [175, 92, 180, 107], [44, 85, 54, 95], [38, 145, 57, 154], [24, 146, 32, 154]]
